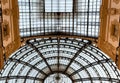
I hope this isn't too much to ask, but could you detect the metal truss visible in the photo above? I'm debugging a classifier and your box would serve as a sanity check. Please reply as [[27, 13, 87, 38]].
[[0, 76, 43, 81], [0, 37, 120, 83], [27, 41, 53, 72], [18, 0, 101, 38], [74, 77, 120, 82]]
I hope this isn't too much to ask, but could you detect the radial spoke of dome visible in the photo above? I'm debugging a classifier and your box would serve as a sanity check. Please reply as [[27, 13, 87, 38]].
[[8, 58, 47, 76], [57, 38, 60, 71], [73, 77, 120, 82], [64, 41, 92, 73], [26, 40, 53, 72], [0, 76, 43, 81], [70, 59, 111, 77]]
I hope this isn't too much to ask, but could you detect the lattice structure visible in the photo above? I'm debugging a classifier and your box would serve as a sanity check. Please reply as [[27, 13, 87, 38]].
[[0, 37, 120, 83], [18, 0, 101, 38]]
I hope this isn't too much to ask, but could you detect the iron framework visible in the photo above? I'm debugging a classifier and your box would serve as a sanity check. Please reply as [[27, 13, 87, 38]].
[[18, 0, 101, 38], [0, 37, 120, 83]]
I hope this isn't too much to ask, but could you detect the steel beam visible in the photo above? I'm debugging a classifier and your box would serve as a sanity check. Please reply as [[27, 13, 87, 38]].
[[0, 76, 43, 81], [70, 59, 111, 77], [64, 41, 92, 73], [9, 58, 47, 76], [27, 41, 53, 72], [73, 77, 120, 82]]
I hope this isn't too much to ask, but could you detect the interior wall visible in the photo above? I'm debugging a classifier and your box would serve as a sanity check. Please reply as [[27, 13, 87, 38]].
[[0, 0, 21, 69], [0, 0, 4, 69], [98, 0, 120, 69]]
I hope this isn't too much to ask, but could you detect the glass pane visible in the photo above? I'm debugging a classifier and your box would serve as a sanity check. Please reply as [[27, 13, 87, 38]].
[[18, 0, 102, 38], [45, 0, 73, 12]]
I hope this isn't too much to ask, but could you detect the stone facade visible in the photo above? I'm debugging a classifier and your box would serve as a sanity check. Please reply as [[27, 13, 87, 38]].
[[0, 0, 21, 69], [98, 0, 120, 69]]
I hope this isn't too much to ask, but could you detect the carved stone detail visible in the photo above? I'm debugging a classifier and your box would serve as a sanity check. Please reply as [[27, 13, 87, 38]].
[[113, 0, 120, 4], [109, 8, 120, 15], [110, 20, 119, 41], [2, 9, 11, 15], [2, 0, 8, 5], [109, 8, 116, 15], [116, 9, 120, 14], [2, 20, 10, 40]]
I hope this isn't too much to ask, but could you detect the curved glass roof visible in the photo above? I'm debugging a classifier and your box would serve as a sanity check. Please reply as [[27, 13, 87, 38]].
[[18, 0, 101, 38], [0, 37, 120, 83]]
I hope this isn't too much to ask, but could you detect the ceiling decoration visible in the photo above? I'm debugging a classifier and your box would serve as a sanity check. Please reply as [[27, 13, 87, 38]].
[[0, 37, 120, 83], [18, 0, 101, 38]]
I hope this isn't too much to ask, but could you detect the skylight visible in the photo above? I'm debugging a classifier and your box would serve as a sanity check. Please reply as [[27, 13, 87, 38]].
[[18, 0, 101, 38], [45, 0, 73, 12]]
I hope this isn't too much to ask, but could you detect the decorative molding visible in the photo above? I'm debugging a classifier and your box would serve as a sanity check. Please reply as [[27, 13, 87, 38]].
[[113, 0, 120, 4], [109, 8, 116, 15], [2, 20, 10, 41], [109, 8, 120, 15], [110, 20, 119, 42], [2, 9, 11, 15], [100, 6, 108, 19], [116, 9, 120, 14], [2, 0, 8, 5]]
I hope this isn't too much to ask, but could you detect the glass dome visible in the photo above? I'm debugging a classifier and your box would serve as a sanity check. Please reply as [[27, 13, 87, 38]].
[[0, 37, 120, 83]]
